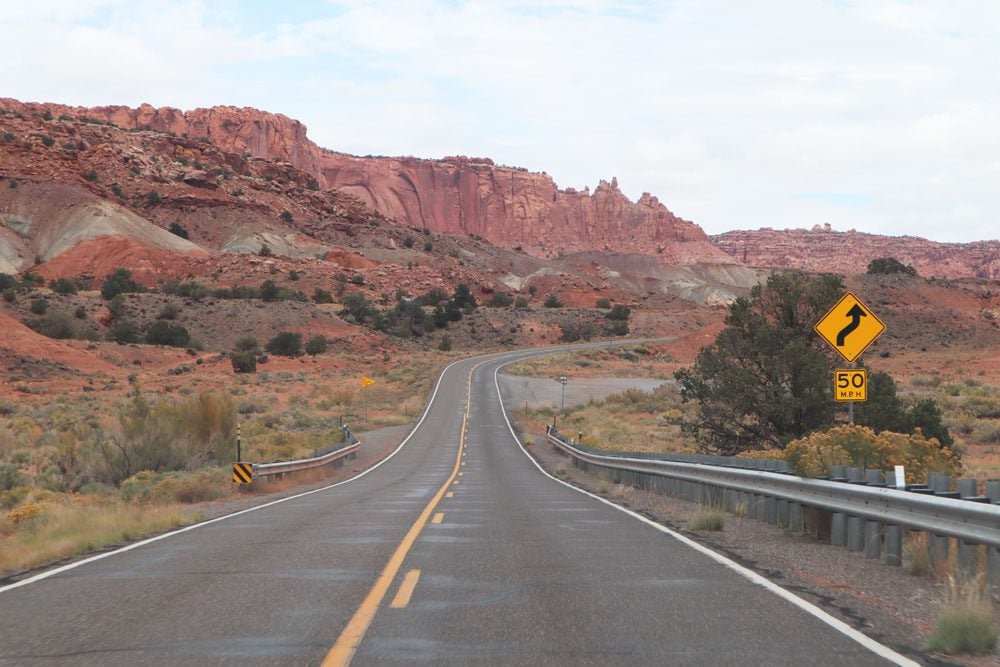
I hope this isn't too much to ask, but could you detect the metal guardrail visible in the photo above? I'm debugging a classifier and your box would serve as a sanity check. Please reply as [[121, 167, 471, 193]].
[[253, 432, 360, 480], [547, 432, 1000, 548]]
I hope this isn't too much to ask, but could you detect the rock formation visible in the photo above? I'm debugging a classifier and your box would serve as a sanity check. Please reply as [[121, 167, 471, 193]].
[[713, 227, 1000, 280], [0, 99, 730, 265]]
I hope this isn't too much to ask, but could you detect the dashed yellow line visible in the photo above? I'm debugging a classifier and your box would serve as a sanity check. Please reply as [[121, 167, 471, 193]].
[[389, 569, 421, 609], [431, 512, 444, 524], [446, 492, 454, 498], [321, 364, 478, 667]]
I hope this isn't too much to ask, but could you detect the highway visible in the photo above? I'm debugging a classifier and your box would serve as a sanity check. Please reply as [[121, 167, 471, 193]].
[[0, 348, 915, 666]]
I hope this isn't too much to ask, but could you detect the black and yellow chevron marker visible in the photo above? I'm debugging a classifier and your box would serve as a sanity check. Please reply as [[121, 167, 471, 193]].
[[232, 462, 253, 484]]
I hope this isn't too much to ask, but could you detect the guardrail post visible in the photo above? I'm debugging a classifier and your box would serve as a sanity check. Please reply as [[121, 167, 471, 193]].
[[831, 512, 847, 546], [766, 497, 778, 525], [865, 469, 883, 486], [788, 502, 804, 534], [927, 473, 952, 573], [847, 516, 864, 551], [989, 547, 1000, 591], [864, 521, 882, 558], [777, 499, 789, 527], [831, 464, 847, 481], [956, 479, 982, 579], [755, 494, 767, 521], [986, 481, 1000, 504], [884, 525, 903, 566], [847, 467, 863, 484], [957, 478, 978, 498]]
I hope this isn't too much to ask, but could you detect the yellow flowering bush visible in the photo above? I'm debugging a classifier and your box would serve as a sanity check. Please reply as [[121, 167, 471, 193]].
[[784, 425, 959, 482]]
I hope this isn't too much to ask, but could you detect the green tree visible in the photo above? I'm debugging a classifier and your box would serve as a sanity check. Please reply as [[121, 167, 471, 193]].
[[230, 351, 257, 373], [305, 335, 328, 356], [145, 321, 191, 347], [168, 222, 189, 239], [101, 268, 143, 299], [543, 294, 563, 308], [49, 277, 78, 295], [266, 331, 302, 357], [675, 273, 844, 454], [606, 304, 631, 321], [451, 283, 477, 310], [313, 288, 334, 304], [867, 257, 917, 276], [260, 280, 280, 302]]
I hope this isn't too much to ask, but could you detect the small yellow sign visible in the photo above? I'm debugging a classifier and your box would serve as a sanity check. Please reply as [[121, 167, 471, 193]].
[[814, 292, 886, 363], [361, 376, 375, 389], [232, 462, 253, 484], [834, 369, 867, 402]]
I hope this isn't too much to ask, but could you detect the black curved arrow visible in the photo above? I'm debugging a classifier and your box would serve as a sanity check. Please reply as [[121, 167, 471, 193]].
[[836, 304, 866, 346]]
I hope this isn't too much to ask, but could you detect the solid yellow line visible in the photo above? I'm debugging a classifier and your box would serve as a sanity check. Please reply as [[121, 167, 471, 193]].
[[322, 364, 476, 667], [432, 512, 444, 524], [388, 569, 421, 609]]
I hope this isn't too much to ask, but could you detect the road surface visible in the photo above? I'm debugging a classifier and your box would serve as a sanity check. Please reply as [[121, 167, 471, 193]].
[[0, 347, 914, 666]]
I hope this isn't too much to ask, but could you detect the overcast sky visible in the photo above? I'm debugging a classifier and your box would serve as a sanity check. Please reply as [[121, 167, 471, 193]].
[[2, 1, 998, 242]]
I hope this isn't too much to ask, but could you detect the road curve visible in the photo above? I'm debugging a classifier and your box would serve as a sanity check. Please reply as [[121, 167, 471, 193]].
[[0, 345, 914, 666]]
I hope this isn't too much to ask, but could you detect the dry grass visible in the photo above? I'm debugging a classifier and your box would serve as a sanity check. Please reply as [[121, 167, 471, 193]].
[[0, 500, 193, 575], [688, 510, 726, 531], [925, 576, 998, 654], [904, 532, 931, 578]]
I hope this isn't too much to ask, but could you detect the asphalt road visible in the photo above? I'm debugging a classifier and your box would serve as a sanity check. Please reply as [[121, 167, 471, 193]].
[[0, 347, 913, 666]]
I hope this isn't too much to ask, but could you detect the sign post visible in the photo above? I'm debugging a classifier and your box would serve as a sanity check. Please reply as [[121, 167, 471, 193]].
[[361, 375, 375, 424], [815, 293, 885, 424]]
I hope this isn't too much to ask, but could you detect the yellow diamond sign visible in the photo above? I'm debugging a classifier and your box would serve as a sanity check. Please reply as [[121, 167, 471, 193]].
[[814, 292, 885, 363]]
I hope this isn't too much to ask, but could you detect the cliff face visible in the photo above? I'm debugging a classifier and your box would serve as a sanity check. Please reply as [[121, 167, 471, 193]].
[[0, 99, 729, 264], [713, 227, 1000, 280], [0, 99, 323, 176], [319, 153, 730, 263]]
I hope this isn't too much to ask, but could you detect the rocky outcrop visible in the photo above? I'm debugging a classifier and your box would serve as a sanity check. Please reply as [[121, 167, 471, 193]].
[[0, 98, 323, 176], [713, 227, 1000, 280], [320, 153, 731, 263], [0, 99, 729, 264]]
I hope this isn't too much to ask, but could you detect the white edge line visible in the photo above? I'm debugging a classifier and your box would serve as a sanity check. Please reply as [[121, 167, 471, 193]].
[[492, 363, 920, 667], [0, 357, 468, 595]]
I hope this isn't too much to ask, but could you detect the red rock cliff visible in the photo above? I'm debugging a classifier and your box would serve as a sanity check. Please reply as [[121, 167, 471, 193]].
[[319, 153, 730, 263], [0, 99, 323, 176], [0, 99, 730, 263], [713, 227, 1000, 280]]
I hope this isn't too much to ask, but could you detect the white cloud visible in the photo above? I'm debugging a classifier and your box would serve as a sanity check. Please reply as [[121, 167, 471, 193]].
[[0, 0, 997, 241]]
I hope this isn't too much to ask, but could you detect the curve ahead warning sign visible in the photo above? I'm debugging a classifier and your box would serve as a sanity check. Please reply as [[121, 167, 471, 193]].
[[814, 292, 886, 363]]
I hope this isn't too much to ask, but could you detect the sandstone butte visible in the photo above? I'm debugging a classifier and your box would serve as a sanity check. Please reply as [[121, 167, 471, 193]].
[[713, 226, 1000, 281], [0, 99, 730, 266]]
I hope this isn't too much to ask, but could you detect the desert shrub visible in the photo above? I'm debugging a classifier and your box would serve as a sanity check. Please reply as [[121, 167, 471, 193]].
[[438, 335, 453, 351], [235, 336, 259, 353], [110, 183, 124, 197], [313, 288, 333, 304], [145, 321, 191, 347], [868, 257, 917, 276], [925, 577, 997, 654], [1, 132, 14, 143], [29, 298, 48, 314], [606, 320, 630, 336], [304, 335, 328, 356], [108, 320, 141, 344], [28, 311, 77, 339], [606, 304, 631, 321], [543, 294, 563, 308], [158, 302, 181, 320], [85, 170, 98, 182], [451, 284, 477, 311], [146, 190, 161, 205], [230, 351, 257, 373], [783, 425, 959, 482], [279, 210, 293, 223], [49, 277, 77, 295], [423, 241, 433, 252], [0, 273, 16, 290], [689, 511, 725, 531], [168, 222, 189, 239], [265, 331, 302, 357], [559, 322, 595, 342], [74, 305, 87, 319], [487, 292, 513, 308], [349, 274, 364, 285], [340, 292, 374, 322], [101, 268, 143, 299], [595, 297, 611, 309], [260, 280, 280, 302], [258, 243, 273, 257], [98, 391, 237, 484], [415, 287, 448, 307], [514, 296, 529, 309]]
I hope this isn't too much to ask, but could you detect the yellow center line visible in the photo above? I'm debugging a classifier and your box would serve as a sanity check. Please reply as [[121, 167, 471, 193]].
[[458, 472, 464, 477], [321, 363, 478, 667], [446, 492, 454, 498], [388, 569, 421, 609], [431, 512, 444, 524]]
